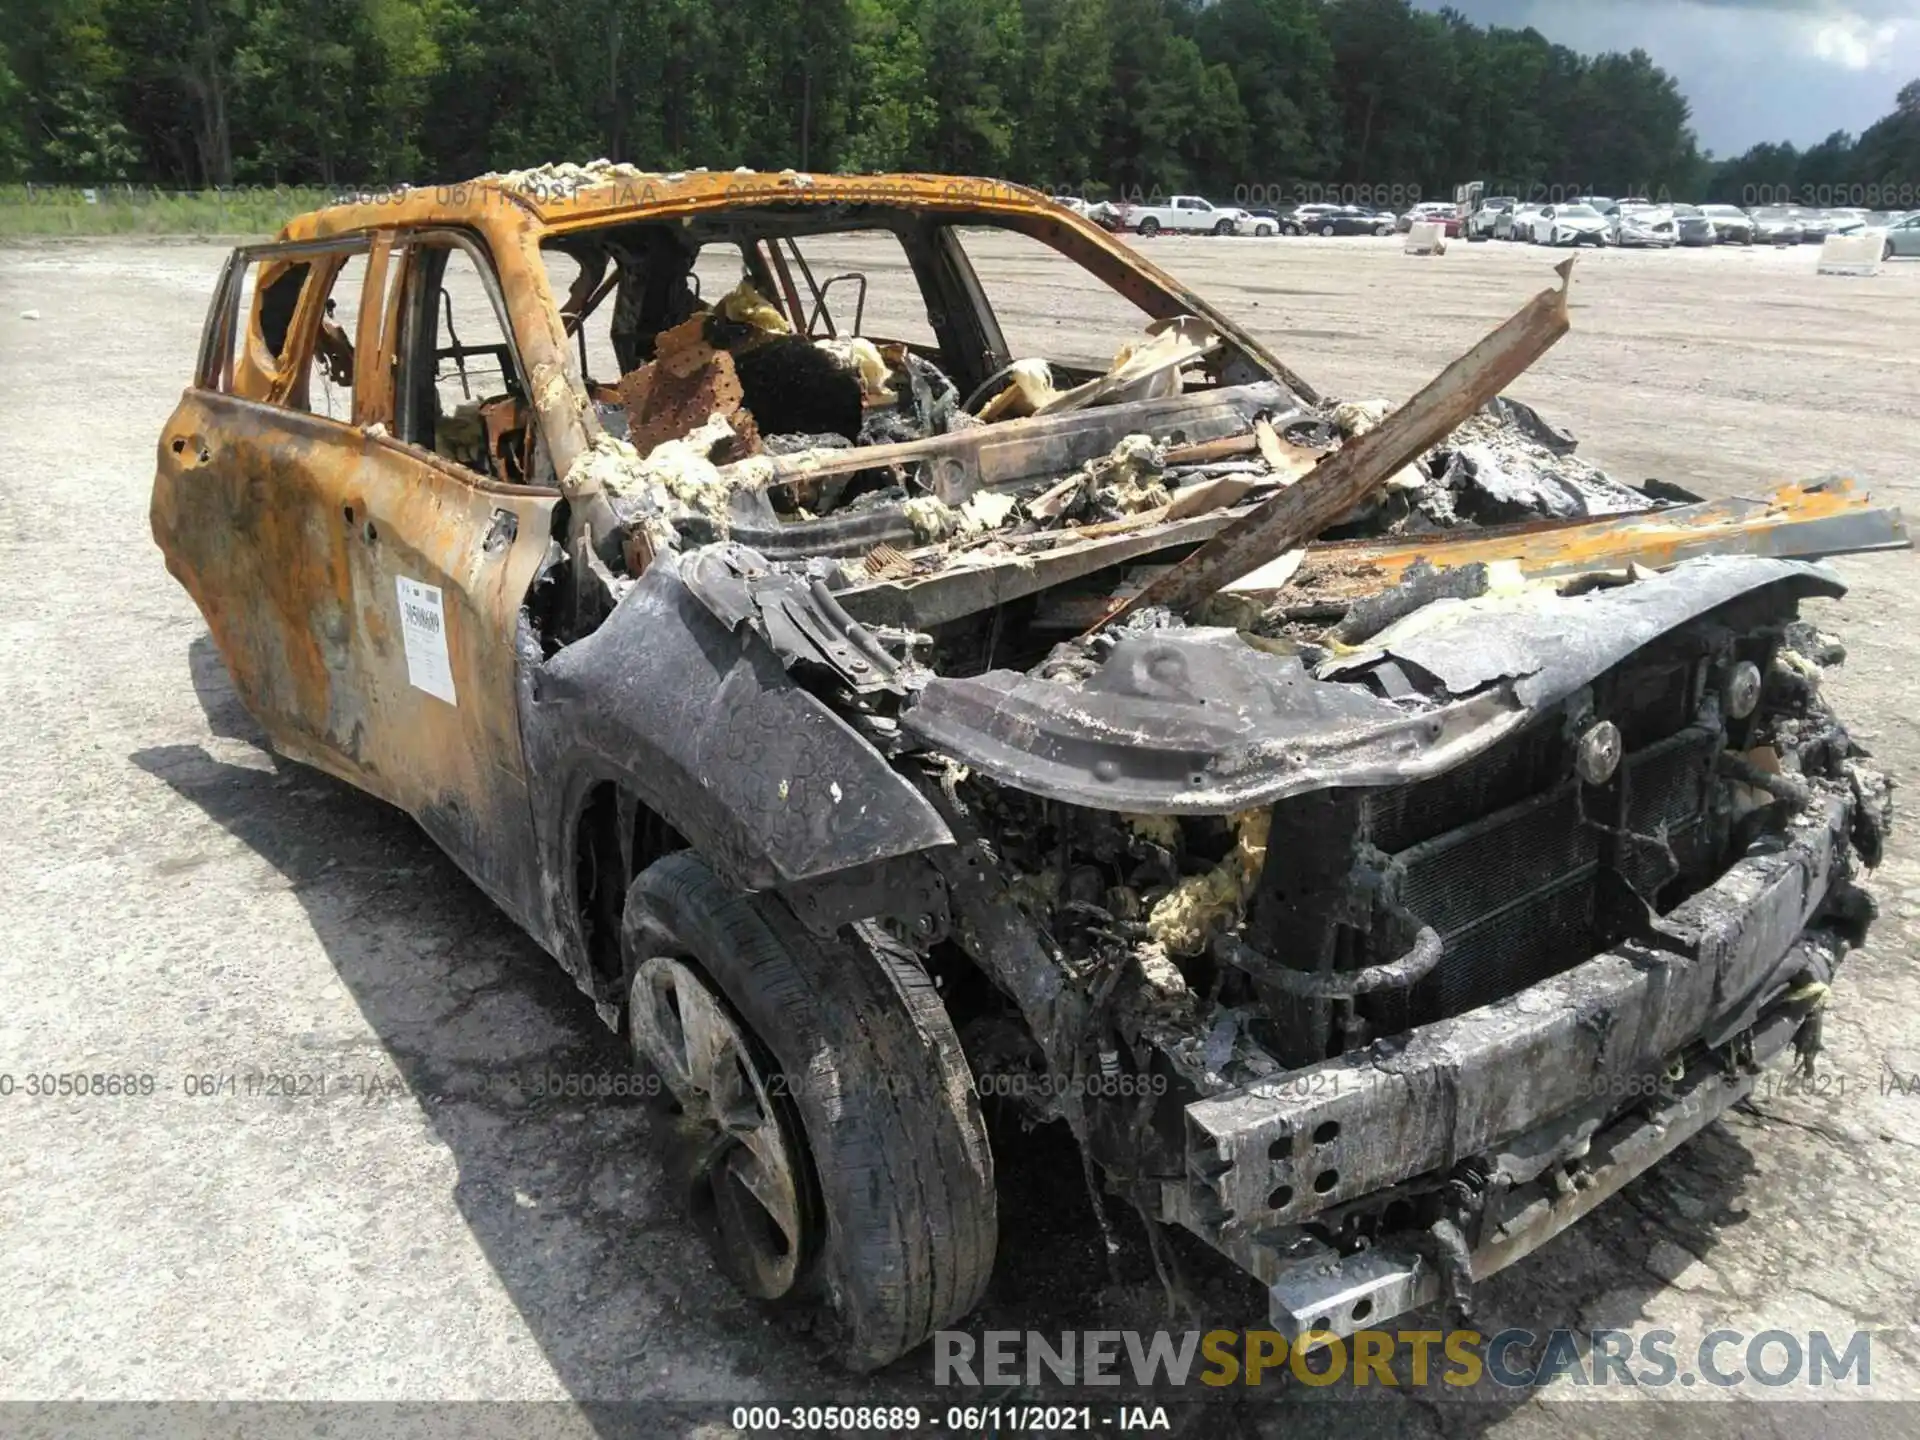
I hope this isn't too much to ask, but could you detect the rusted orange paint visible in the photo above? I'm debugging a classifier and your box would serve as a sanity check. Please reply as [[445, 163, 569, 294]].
[[154, 399, 349, 730], [154, 202, 563, 919], [269, 171, 1319, 476], [352, 233, 398, 427]]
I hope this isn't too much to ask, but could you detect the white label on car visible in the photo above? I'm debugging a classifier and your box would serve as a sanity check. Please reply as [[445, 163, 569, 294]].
[[396, 576, 457, 705]]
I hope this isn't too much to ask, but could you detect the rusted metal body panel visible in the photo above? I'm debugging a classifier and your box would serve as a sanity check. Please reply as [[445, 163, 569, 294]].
[[153, 394, 558, 924], [154, 233, 559, 927]]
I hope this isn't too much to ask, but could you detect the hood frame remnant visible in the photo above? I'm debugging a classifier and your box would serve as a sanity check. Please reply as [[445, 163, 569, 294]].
[[1230, 477, 1909, 613]]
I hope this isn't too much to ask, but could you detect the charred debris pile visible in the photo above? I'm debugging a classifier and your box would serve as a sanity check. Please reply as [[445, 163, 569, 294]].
[[550, 260, 1675, 647], [543, 256, 1898, 670]]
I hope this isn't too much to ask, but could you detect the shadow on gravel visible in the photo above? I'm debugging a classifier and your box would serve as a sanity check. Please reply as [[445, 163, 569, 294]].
[[128, 634, 1767, 1438]]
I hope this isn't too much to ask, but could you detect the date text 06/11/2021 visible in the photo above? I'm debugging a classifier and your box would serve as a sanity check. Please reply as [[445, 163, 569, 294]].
[[727, 1405, 1171, 1432]]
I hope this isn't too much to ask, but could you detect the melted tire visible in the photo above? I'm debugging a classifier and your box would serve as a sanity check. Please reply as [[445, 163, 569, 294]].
[[623, 851, 997, 1371]]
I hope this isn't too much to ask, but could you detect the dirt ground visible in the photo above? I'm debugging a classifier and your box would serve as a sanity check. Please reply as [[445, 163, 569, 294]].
[[2, 230, 1918, 1437]]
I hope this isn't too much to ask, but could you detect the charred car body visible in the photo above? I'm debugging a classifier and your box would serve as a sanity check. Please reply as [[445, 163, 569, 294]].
[[154, 165, 1906, 1371]]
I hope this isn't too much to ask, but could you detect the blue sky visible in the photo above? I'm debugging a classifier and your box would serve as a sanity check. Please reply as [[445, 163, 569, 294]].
[[1415, 1, 1920, 155]]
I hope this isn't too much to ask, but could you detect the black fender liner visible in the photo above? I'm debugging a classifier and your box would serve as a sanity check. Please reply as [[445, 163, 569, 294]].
[[519, 557, 953, 951]]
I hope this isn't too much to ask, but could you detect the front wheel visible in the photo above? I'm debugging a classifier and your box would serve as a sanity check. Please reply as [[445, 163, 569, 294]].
[[1213, 218, 1234, 235], [1137, 216, 1160, 237], [623, 852, 997, 1371], [1320, 222, 1336, 236], [1884, 240, 1895, 261]]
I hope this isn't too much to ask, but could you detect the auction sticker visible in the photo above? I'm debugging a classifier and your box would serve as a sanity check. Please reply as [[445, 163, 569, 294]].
[[396, 576, 457, 705]]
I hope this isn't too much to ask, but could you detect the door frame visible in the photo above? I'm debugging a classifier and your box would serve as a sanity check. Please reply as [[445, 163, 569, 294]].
[[178, 228, 563, 931]]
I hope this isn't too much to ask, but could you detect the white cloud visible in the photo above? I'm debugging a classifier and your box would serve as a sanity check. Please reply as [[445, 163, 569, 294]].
[[1807, 14, 1905, 68], [1418, 0, 1920, 150]]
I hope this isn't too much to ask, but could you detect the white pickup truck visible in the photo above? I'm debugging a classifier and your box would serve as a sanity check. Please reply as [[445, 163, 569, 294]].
[[1090, 194, 1256, 236]]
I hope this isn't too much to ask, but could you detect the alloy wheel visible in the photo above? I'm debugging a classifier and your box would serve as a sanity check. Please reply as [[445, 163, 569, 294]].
[[629, 955, 809, 1299]]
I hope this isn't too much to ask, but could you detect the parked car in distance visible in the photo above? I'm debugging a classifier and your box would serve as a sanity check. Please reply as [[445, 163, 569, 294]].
[[1399, 200, 1461, 236], [1698, 204, 1756, 244], [1465, 196, 1517, 240], [1608, 203, 1678, 248], [1124, 194, 1256, 236], [1276, 203, 1337, 235], [1088, 195, 1254, 236], [1750, 208, 1805, 245], [1882, 210, 1920, 258], [1826, 209, 1895, 240], [1497, 203, 1545, 240], [1243, 208, 1283, 237], [1396, 202, 1433, 231], [1671, 204, 1717, 247], [1304, 205, 1396, 237], [1533, 202, 1613, 247], [1506, 207, 1546, 242], [1790, 208, 1840, 244]]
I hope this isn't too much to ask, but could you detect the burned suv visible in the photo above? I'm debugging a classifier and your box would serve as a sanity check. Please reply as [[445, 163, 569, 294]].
[[154, 165, 1905, 1370]]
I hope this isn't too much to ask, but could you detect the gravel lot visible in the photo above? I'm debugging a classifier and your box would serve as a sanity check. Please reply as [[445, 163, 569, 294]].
[[2, 231, 1917, 1436]]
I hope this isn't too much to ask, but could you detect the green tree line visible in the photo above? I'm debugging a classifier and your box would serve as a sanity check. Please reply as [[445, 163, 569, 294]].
[[1, 0, 1915, 207], [1703, 81, 1920, 207]]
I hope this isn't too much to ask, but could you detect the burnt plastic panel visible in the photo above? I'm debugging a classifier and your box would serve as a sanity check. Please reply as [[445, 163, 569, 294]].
[[900, 556, 1845, 813], [519, 555, 953, 904]]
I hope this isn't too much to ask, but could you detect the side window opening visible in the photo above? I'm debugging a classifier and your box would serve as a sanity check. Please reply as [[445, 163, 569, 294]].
[[542, 224, 949, 458], [309, 254, 367, 423], [550, 232, 724, 391], [215, 261, 258, 393], [774, 234, 938, 351], [525, 209, 1262, 527], [257, 263, 310, 360], [396, 237, 542, 486], [951, 226, 1158, 372], [546, 227, 944, 376], [209, 243, 372, 415]]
